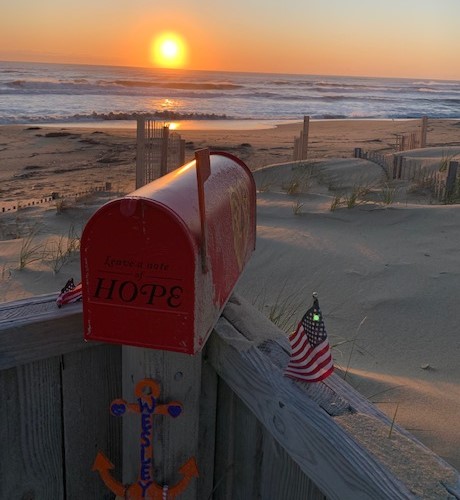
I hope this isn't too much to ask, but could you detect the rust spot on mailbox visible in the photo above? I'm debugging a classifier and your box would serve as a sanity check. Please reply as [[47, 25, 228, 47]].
[[81, 150, 256, 354]]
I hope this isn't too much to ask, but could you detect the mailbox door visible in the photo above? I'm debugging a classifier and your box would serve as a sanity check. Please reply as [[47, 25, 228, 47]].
[[82, 198, 197, 353]]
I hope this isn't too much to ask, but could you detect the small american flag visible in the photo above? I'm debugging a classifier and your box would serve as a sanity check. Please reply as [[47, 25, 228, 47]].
[[284, 295, 334, 383], [56, 278, 82, 308]]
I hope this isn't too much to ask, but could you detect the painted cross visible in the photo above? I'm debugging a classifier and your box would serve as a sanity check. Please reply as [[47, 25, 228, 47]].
[[92, 378, 199, 499]]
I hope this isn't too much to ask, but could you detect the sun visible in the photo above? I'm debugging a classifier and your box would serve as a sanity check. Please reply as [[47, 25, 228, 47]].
[[151, 33, 187, 68]]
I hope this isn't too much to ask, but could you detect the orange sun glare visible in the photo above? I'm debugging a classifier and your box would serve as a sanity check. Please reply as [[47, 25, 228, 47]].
[[151, 33, 187, 68]]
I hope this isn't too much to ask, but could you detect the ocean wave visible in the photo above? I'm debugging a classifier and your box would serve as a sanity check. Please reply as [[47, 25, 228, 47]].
[[112, 80, 242, 90], [0, 110, 232, 125], [78, 111, 231, 120], [1, 78, 242, 97]]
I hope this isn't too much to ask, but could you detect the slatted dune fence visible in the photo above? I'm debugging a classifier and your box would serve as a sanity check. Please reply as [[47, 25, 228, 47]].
[[0, 183, 112, 214], [392, 157, 459, 202], [353, 117, 430, 180], [395, 116, 428, 152], [136, 118, 186, 189], [1, 294, 459, 499], [293, 116, 310, 161]]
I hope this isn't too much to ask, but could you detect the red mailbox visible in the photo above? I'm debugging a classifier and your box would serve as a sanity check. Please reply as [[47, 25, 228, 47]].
[[81, 150, 256, 354]]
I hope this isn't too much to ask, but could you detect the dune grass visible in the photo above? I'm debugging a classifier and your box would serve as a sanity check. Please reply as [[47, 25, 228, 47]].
[[18, 226, 44, 270], [43, 224, 81, 273]]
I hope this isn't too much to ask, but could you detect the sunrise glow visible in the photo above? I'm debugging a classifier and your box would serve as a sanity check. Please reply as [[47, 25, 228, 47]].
[[151, 33, 187, 69]]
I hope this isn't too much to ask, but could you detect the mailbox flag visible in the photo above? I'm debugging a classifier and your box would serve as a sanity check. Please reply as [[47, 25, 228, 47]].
[[284, 297, 334, 383], [56, 278, 82, 307]]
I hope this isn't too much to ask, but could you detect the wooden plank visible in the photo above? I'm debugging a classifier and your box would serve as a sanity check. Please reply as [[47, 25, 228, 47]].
[[293, 137, 299, 161], [208, 316, 412, 499], [231, 393, 264, 499], [122, 347, 202, 500], [212, 382, 264, 500], [420, 116, 428, 148], [210, 296, 460, 499], [446, 161, 459, 199], [136, 117, 146, 189], [160, 125, 169, 176], [260, 428, 325, 500], [0, 357, 64, 499], [212, 378, 236, 500], [0, 297, 93, 371], [301, 115, 310, 160], [197, 351, 218, 499], [61, 344, 122, 500]]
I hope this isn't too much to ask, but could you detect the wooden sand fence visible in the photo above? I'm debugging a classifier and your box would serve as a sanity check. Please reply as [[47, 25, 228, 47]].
[[392, 157, 460, 202], [353, 116, 429, 173], [394, 116, 428, 152], [0, 183, 113, 214], [136, 118, 186, 189], [1, 294, 460, 499], [293, 116, 310, 161], [353, 148, 394, 178]]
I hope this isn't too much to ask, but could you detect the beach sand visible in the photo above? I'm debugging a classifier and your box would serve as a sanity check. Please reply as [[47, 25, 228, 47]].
[[0, 119, 459, 472]]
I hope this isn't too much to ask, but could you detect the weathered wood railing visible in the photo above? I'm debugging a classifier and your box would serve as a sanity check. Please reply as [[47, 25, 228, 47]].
[[1, 294, 460, 499]]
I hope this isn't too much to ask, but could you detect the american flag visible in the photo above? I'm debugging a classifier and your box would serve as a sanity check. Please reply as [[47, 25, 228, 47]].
[[284, 295, 334, 383], [56, 278, 82, 308]]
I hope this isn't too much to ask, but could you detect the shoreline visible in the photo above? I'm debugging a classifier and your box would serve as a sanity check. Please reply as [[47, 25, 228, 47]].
[[1, 118, 459, 200], [6, 116, 460, 132]]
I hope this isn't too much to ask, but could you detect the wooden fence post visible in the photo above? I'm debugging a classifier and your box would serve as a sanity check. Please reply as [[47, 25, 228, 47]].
[[400, 135, 406, 152], [160, 125, 170, 176], [446, 161, 459, 200], [180, 139, 186, 166], [420, 116, 428, 148], [136, 117, 146, 189], [300, 115, 310, 160], [122, 348, 203, 500], [293, 137, 300, 161], [397, 157, 404, 179]]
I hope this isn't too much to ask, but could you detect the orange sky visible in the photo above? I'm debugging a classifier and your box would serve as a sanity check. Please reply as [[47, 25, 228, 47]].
[[1, 0, 460, 80]]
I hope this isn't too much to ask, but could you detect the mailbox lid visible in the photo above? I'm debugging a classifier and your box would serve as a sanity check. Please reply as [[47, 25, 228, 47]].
[[131, 152, 256, 251], [81, 198, 197, 352]]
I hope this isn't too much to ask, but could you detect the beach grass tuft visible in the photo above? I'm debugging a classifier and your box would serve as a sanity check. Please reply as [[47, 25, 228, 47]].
[[381, 183, 398, 204], [282, 169, 312, 195], [43, 224, 81, 273], [18, 225, 44, 270]]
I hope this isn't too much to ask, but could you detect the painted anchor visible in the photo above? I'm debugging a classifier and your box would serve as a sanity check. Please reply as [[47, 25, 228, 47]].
[[92, 378, 199, 499]]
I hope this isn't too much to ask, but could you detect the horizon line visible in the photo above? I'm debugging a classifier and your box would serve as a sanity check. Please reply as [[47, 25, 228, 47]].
[[1, 58, 460, 84]]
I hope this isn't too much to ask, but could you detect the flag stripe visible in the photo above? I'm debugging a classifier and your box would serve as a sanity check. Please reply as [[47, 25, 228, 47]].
[[285, 349, 333, 378]]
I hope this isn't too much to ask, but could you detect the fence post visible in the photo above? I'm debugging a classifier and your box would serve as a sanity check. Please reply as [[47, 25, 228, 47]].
[[180, 139, 186, 166], [445, 161, 459, 200], [136, 117, 146, 189], [400, 135, 406, 152], [397, 157, 404, 179], [160, 125, 170, 176], [420, 116, 428, 148], [293, 137, 300, 161], [121, 348, 203, 499], [300, 115, 309, 160]]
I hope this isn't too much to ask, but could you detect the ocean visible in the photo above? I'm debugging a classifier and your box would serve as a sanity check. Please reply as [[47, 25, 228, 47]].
[[1, 60, 460, 128]]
